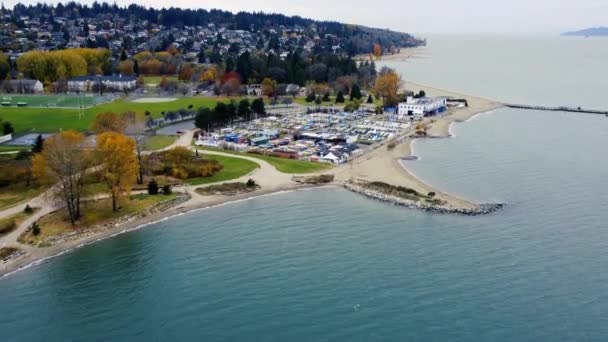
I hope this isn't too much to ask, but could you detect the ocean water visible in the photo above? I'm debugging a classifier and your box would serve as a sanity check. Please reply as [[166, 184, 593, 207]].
[[379, 35, 608, 108], [2, 36, 608, 341]]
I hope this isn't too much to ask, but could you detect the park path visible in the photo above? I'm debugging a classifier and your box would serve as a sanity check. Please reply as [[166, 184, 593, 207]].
[[0, 129, 299, 251]]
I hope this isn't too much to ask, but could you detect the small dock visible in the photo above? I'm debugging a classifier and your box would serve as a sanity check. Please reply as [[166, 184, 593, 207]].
[[504, 103, 608, 116]]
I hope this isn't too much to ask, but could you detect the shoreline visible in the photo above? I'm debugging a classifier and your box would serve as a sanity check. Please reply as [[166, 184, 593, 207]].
[[0, 77, 505, 280], [0, 184, 332, 279]]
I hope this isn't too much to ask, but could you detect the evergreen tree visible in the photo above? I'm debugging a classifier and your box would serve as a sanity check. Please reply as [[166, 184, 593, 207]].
[[147, 179, 159, 195], [2, 121, 14, 135], [335, 91, 345, 103], [350, 84, 362, 100], [367, 94, 374, 104], [120, 49, 128, 61], [31, 134, 45, 153], [251, 98, 265, 115], [238, 99, 250, 117], [225, 57, 235, 72], [305, 91, 316, 102]]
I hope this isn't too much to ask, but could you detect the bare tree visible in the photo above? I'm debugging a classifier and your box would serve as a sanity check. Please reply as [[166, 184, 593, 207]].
[[124, 116, 149, 185], [32, 131, 92, 225]]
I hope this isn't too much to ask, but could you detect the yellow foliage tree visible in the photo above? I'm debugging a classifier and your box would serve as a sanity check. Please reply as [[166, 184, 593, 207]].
[[373, 69, 402, 106], [32, 131, 92, 225], [91, 112, 128, 134], [261, 77, 276, 97], [16, 48, 107, 83], [96, 132, 139, 212]]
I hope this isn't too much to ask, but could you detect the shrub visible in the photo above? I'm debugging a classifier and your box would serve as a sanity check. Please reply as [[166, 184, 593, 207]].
[[24, 204, 34, 214], [246, 178, 257, 187], [148, 179, 159, 195], [162, 184, 172, 195], [305, 91, 316, 102], [428, 192, 436, 198], [387, 141, 396, 150], [30, 221, 41, 236]]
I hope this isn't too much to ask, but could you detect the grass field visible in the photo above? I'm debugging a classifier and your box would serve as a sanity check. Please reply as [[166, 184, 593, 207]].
[[18, 193, 177, 246], [1, 96, 239, 134], [0, 208, 39, 236], [0, 183, 47, 211], [143, 76, 178, 86], [143, 135, 178, 151], [196, 147, 333, 174], [0, 94, 108, 108], [0, 145, 30, 153], [187, 154, 259, 185]]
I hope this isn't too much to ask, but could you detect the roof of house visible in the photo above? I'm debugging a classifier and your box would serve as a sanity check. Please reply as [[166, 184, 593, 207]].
[[69, 75, 137, 82], [7, 79, 41, 86]]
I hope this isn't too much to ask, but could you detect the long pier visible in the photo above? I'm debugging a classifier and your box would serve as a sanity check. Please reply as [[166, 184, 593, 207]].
[[504, 103, 608, 115]]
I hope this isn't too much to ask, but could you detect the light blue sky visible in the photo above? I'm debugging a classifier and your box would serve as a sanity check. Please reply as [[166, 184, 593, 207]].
[[8, 0, 607, 35]]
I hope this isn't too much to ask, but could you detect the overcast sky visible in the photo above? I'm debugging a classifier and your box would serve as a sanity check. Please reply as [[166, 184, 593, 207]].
[[8, 0, 607, 35]]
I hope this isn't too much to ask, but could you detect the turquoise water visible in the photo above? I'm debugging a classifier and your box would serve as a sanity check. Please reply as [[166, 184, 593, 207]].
[[2, 36, 608, 341]]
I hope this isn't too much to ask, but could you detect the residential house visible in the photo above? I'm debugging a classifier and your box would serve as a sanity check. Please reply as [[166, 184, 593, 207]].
[[68, 75, 137, 92], [5, 79, 44, 93]]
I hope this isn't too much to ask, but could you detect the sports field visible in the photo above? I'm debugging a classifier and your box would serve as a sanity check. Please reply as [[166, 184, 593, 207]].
[[0, 96, 241, 134], [0, 94, 112, 108]]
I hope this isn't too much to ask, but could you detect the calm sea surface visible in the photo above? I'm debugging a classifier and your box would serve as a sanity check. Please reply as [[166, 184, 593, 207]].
[[2, 36, 608, 341]]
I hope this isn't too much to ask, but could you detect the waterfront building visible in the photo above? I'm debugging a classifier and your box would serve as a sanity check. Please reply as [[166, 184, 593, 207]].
[[397, 96, 447, 120]]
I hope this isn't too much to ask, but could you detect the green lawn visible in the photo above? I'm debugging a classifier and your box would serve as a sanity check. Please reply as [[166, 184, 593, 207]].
[[18, 193, 177, 246], [187, 154, 259, 185], [0, 184, 47, 211], [0, 94, 105, 108], [0, 145, 30, 153], [143, 135, 177, 151], [143, 76, 178, 86], [0, 208, 39, 236], [1, 96, 240, 134], [196, 147, 333, 174]]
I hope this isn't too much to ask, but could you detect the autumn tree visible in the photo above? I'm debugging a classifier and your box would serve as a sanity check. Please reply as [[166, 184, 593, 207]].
[[261, 77, 276, 97], [221, 78, 241, 96], [91, 112, 128, 134], [96, 132, 139, 212], [178, 64, 194, 81], [373, 68, 402, 106], [32, 131, 92, 225], [373, 44, 382, 59], [118, 60, 135, 76], [159, 76, 169, 89], [124, 116, 149, 185]]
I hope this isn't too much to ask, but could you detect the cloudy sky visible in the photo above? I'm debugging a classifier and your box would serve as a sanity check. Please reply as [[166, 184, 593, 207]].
[[9, 0, 607, 35]]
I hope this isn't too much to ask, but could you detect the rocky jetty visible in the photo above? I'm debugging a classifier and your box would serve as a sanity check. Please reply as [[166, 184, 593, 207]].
[[344, 183, 503, 216]]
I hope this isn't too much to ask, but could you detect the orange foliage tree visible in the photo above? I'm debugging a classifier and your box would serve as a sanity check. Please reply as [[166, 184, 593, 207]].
[[373, 68, 402, 106], [373, 44, 382, 59], [96, 132, 139, 212]]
